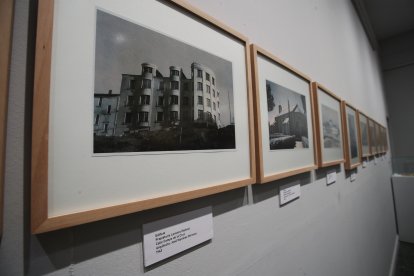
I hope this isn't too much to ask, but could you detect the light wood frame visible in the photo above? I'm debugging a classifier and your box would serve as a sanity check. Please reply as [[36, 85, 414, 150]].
[[367, 117, 377, 156], [377, 123, 385, 154], [373, 120, 381, 155], [383, 125, 388, 153], [250, 44, 317, 183], [0, 0, 15, 237], [383, 126, 389, 153], [32, 0, 256, 233], [356, 110, 371, 159], [311, 82, 345, 167], [341, 101, 361, 170]]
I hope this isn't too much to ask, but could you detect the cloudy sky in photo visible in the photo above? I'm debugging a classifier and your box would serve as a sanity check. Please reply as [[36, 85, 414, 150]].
[[94, 10, 235, 126]]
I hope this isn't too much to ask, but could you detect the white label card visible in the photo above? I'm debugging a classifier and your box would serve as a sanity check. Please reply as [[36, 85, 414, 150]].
[[326, 171, 337, 185], [142, 206, 213, 267], [280, 182, 301, 205], [350, 172, 357, 182], [362, 160, 367, 168]]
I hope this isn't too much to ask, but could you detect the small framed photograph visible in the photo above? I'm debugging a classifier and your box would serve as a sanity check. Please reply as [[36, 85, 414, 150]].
[[368, 118, 377, 155], [341, 102, 361, 169], [32, 0, 256, 233], [357, 111, 370, 158], [375, 122, 383, 154], [383, 126, 389, 152], [311, 82, 344, 167], [250, 44, 316, 183]]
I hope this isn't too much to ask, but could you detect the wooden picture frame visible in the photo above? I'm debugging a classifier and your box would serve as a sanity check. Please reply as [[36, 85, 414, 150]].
[[383, 126, 389, 153], [250, 44, 316, 183], [311, 82, 344, 167], [341, 101, 361, 170], [368, 117, 377, 156], [377, 124, 383, 154], [374, 121, 381, 155], [0, 0, 15, 237], [357, 111, 370, 159], [32, 0, 256, 233]]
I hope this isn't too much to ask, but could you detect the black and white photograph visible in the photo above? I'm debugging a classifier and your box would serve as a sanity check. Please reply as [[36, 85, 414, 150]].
[[321, 104, 341, 148], [266, 80, 309, 150], [359, 117, 369, 155], [93, 10, 235, 153], [369, 120, 376, 154], [347, 113, 358, 159]]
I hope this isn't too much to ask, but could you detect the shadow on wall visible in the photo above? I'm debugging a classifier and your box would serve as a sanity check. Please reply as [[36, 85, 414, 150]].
[[252, 171, 312, 204], [315, 164, 341, 181], [27, 187, 248, 275]]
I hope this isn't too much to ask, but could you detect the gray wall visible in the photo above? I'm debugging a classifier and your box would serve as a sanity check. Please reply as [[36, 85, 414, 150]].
[[381, 30, 414, 166], [0, 0, 397, 276]]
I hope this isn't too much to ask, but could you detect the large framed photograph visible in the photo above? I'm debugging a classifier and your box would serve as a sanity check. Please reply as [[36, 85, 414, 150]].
[[368, 117, 377, 156], [250, 45, 316, 183], [357, 111, 370, 158], [311, 82, 344, 167], [32, 0, 255, 233], [341, 102, 361, 170]]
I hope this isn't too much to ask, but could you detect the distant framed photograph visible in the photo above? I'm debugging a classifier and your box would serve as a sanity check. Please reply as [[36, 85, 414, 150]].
[[251, 44, 316, 183], [374, 121, 382, 155], [32, 0, 255, 233], [311, 82, 344, 167], [376, 123, 385, 154], [357, 111, 370, 158], [381, 126, 387, 153], [383, 126, 389, 152], [341, 102, 361, 169], [368, 118, 377, 155]]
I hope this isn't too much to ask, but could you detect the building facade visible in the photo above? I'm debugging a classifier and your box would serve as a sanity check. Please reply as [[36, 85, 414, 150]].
[[111, 62, 222, 136], [93, 90, 119, 136]]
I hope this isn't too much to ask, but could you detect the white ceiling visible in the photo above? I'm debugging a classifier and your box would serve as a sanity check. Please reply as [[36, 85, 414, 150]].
[[363, 0, 414, 40]]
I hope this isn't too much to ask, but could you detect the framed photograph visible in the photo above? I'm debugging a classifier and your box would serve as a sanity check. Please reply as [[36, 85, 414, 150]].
[[368, 118, 377, 155], [381, 125, 387, 153], [383, 126, 389, 152], [250, 44, 316, 183], [311, 82, 344, 167], [32, 0, 256, 233], [357, 111, 370, 158], [341, 102, 361, 170], [374, 121, 382, 155], [377, 124, 383, 154], [0, 0, 15, 237]]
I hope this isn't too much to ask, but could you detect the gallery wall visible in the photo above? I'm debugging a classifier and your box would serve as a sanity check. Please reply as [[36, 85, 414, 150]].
[[381, 30, 414, 167], [0, 0, 397, 275]]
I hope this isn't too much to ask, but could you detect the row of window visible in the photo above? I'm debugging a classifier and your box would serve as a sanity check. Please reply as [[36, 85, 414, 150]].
[[197, 96, 219, 110], [196, 69, 215, 85], [144, 67, 180, 77], [128, 79, 221, 96], [124, 111, 179, 124], [130, 79, 182, 91], [95, 110, 221, 129], [126, 95, 219, 109]]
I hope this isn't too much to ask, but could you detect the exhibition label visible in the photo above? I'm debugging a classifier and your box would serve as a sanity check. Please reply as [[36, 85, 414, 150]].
[[142, 207, 213, 266], [280, 182, 301, 205], [326, 171, 337, 185]]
